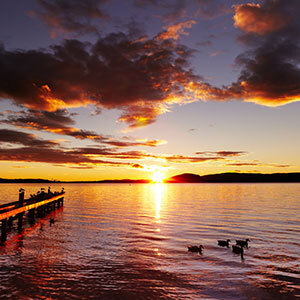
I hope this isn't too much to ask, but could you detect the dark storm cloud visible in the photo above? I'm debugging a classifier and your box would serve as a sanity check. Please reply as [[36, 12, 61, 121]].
[[0, 32, 197, 128], [31, 0, 110, 37], [0, 129, 58, 147], [1, 109, 166, 147]]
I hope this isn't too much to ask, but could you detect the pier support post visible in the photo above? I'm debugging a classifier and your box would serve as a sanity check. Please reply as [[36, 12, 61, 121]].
[[28, 208, 35, 224], [42, 205, 46, 217], [18, 213, 24, 231], [8, 216, 13, 227], [18, 188, 24, 207], [1, 218, 7, 243], [17, 188, 25, 231]]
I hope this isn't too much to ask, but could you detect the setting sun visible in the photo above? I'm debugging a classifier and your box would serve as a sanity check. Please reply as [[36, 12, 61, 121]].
[[152, 170, 165, 183]]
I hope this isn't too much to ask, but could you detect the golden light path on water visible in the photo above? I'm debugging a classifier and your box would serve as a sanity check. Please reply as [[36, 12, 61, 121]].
[[154, 183, 163, 256]]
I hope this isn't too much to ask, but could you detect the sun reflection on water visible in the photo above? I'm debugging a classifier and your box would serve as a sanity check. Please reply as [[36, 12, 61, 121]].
[[154, 183, 163, 221]]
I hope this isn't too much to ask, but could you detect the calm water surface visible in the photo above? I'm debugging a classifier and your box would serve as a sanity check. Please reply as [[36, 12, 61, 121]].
[[0, 183, 299, 299]]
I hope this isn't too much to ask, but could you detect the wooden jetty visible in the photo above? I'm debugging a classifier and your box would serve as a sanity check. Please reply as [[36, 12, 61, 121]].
[[0, 187, 64, 243]]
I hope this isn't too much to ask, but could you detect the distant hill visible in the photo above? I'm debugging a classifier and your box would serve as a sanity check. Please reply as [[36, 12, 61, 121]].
[[0, 178, 58, 183], [0, 178, 150, 184], [1, 173, 299, 183], [165, 172, 300, 183]]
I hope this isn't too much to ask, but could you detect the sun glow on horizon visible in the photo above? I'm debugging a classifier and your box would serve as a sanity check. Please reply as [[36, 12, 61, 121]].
[[152, 170, 165, 183]]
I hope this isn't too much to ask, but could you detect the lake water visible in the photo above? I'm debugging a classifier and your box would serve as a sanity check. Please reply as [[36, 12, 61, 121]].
[[0, 183, 299, 299]]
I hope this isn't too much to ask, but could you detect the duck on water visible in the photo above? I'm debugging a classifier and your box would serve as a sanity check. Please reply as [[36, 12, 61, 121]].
[[218, 239, 230, 248], [232, 245, 244, 259], [236, 238, 250, 248], [188, 245, 204, 254]]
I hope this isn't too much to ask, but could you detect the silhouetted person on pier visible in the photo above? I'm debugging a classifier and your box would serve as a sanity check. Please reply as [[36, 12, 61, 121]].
[[40, 224, 44, 231]]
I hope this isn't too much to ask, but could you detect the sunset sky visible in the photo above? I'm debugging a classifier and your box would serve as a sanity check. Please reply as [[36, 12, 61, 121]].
[[0, 0, 299, 181]]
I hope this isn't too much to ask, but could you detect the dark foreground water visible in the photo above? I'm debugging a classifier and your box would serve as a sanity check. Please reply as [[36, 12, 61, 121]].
[[0, 183, 299, 299]]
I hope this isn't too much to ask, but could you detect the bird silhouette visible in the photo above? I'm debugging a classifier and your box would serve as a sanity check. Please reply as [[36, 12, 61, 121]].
[[218, 239, 230, 248], [188, 245, 204, 254], [236, 239, 250, 248]]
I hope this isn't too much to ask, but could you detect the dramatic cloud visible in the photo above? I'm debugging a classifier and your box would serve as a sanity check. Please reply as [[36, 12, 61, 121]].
[[1, 109, 166, 147], [31, 0, 110, 37], [0, 129, 58, 147], [0, 33, 198, 128], [156, 20, 196, 40], [232, 0, 300, 107], [234, 3, 287, 35], [2, 0, 299, 135], [188, 0, 300, 107]]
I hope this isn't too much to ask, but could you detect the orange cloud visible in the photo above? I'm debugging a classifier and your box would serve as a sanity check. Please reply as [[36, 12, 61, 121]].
[[156, 20, 196, 40], [234, 3, 287, 35]]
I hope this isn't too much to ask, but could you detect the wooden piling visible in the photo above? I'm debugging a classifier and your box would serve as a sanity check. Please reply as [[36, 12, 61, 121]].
[[17, 189, 25, 231], [1, 218, 7, 243], [8, 216, 13, 227], [28, 208, 35, 224]]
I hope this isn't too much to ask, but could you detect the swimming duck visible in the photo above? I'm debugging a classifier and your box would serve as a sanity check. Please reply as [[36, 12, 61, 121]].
[[188, 245, 204, 254], [236, 239, 250, 248], [232, 245, 244, 258], [217, 239, 230, 248]]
